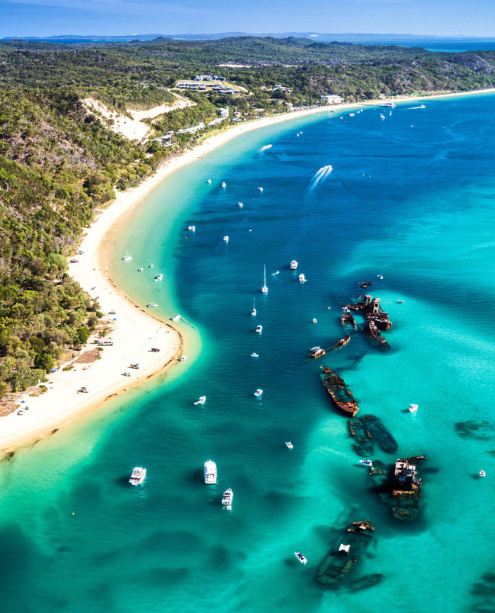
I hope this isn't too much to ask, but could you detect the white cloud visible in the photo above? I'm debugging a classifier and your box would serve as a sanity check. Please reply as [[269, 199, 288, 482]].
[[5, 0, 213, 15]]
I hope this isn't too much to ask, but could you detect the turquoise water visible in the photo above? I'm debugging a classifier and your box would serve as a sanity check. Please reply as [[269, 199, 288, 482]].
[[3, 95, 495, 612]]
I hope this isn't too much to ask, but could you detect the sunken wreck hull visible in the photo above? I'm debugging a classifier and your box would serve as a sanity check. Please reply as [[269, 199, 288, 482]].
[[348, 418, 373, 457], [320, 368, 359, 417], [363, 321, 390, 351], [329, 335, 351, 351], [341, 313, 357, 328], [316, 521, 375, 585], [361, 415, 398, 454]]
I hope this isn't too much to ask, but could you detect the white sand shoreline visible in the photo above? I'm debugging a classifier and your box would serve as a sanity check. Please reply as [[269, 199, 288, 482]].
[[1, 86, 494, 453]]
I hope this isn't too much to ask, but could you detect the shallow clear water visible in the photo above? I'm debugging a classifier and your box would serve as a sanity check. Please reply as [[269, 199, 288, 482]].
[[2, 94, 495, 612]]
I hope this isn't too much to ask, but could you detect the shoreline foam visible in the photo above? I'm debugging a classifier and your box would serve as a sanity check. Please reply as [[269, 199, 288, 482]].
[[1, 86, 494, 453]]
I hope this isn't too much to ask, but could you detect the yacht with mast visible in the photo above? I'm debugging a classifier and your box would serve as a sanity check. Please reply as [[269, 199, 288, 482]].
[[261, 265, 268, 294]]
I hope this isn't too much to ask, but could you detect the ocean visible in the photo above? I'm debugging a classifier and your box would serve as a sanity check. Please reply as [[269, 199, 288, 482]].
[[2, 93, 495, 612]]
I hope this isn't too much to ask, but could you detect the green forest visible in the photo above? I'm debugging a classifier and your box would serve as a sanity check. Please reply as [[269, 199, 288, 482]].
[[1, 36, 495, 395]]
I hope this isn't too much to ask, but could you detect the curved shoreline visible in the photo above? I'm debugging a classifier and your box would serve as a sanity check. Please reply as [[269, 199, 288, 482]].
[[1, 86, 494, 453]]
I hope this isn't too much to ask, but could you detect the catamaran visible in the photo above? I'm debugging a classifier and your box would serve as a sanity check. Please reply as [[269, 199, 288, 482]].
[[251, 299, 257, 317], [261, 265, 268, 294]]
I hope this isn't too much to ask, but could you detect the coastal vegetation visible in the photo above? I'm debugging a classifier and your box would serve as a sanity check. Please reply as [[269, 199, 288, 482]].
[[1, 36, 495, 393]]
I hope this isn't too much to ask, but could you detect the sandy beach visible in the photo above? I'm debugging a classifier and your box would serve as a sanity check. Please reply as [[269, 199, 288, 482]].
[[1, 86, 494, 453]]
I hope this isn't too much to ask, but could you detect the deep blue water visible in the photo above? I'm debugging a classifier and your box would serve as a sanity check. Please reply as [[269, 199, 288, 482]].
[[2, 94, 495, 612]]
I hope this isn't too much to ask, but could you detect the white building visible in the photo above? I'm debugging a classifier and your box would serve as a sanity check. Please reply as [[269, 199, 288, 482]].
[[218, 107, 229, 117], [321, 95, 343, 104]]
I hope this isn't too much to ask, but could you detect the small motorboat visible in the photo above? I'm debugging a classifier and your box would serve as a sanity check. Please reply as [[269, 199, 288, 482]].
[[194, 396, 206, 405], [255, 325, 262, 334], [285, 442, 294, 450], [298, 274, 306, 283], [313, 318, 317, 324], [155, 274, 163, 281], [179, 356, 188, 362], [271, 271, 279, 276], [207, 179, 212, 184], [122, 252, 132, 261], [254, 389, 263, 398], [188, 225, 196, 232], [172, 314, 181, 321], [409, 404, 418, 413], [290, 260, 298, 270], [223, 236, 229, 243], [204, 460, 217, 484], [251, 299, 256, 317], [222, 182, 226, 188], [149, 263, 154, 268], [147, 303, 158, 308], [129, 467, 146, 486], [222, 488, 233, 510], [294, 552, 307, 565], [261, 265, 268, 294], [359, 459, 373, 467], [480, 470, 486, 478], [258, 187, 263, 192], [377, 274, 384, 280], [251, 353, 259, 358], [380, 114, 385, 120], [138, 268, 143, 272], [397, 299, 405, 303], [238, 202, 243, 208]]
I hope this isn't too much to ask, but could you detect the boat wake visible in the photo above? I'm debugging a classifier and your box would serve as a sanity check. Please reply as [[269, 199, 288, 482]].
[[259, 144, 273, 153], [405, 105, 426, 110], [309, 165, 333, 190]]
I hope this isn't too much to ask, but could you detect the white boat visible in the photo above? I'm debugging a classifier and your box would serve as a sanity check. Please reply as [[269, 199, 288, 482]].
[[409, 404, 418, 413], [204, 460, 217, 484], [294, 552, 307, 565], [138, 268, 143, 272], [155, 274, 163, 281], [222, 181, 226, 188], [380, 114, 385, 120], [222, 488, 233, 510], [290, 260, 298, 270], [172, 314, 181, 321], [122, 251, 132, 261], [251, 353, 259, 358], [207, 179, 212, 184], [188, 225, 196, 232], [223, 236, 229, 243], [377, 274, 384, 280], [397, 299, 405, 304], [480, 470, 486, 478], [254, 389, 263, 398], [238, 202, 243, 208], [350, 113, 355, 117], [251, 299, 257, 317], [313, 318, 317, 324], [285, 442, 294, 449], [271, 271, 279, 276], [256, 325, 262, 334], [149, 263, 154, 268], [382, 102, 396, 108], [258, 187, 263, 192], [299, 274, 306, 283], [147, 303, 158, 308], [194, 396, 206, 405], [359, 459, 373, 467], [261, 265, 268, 294], [179, 356, 188, 362], [129, 467, 146, 486]]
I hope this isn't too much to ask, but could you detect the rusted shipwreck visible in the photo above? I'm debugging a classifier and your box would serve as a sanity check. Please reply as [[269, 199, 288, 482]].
[[320, 367, 359, 417]]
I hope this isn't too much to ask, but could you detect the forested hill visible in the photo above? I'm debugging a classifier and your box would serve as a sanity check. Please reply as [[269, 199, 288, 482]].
[[1, 36, 495, 397]]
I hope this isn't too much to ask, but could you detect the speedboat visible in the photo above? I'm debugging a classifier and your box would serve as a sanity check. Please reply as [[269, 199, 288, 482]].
[[290, 260, 298, 270], [258, 187, 263, 192], [222, 488, 233, 510], [147, 303, 158, 308], [155, 274, 163, 281], [480, 470, 486, 478], [251, 299, 257, 317], [254, 389, 263, 398], [194, 396, 206, 405], [129, 467, 146, 486], [222, 182, 226, 188], [285, 442, 294, 449], [261, 265, 268, 294], [204, 460, 217, 484], [122, 251, 132, 261], [313, 318, 317, 324], [299, 274, 306, 283], [397, 299, 405, 303], [350, 113, 355, 117], [207, 179, 212, 184], [149, 263, 154, 268], [380, 114, 385, 120], [223, 236, 229, 243], [294, 552, 307, 565], [359, 459, 373, 467], [188, 225, 196, 232], [238, 202, 243, 208], [256, 325, 262, 334], [377, 274, 384, 280], [178, 356, 188, 362], [172, 314, 181, 321], [138, 268, 143, 272], [251, 353, 259, 358], [409, 404, 418, 413]]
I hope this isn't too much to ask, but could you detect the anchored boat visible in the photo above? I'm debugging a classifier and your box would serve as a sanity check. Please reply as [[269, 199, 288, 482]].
[[129, 467, 146, 486], [222, 488, 233, 510], [204, 460, 217, 484]]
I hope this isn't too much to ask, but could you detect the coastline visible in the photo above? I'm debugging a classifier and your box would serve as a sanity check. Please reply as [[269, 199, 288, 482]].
[[1, 85, 494, 453]]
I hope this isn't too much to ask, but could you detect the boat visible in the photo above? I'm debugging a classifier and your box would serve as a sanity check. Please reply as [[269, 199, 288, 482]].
[[359, 459, 373, 467], [122, 251, 132, 261], [251, 299, 256, 317], [298, 274, 306, 283], [341, 311, 357, 328], [255, 325, 262, 334], [147, 303, 158, 308], [348, 418, 373, 457], [204, 460, 217, 484], [254, 389, 263, 398], [480, 470, 486, 478], [290, 260, 298, 270], [178, 356, 187, 362], [361, 415, 397, 453], [357, 295, 392, 330], [391, 456, 424, 521], [285, 442, 294, 449], [363, 319, 391, 351], [238, 202, 243, 208], [138, 267, 143, 272], [345, 573, 384, 594], [261, 265, 268, 294], [194, 396, 206, 405], [294, 552, 307, 565], [313, 318, 317, 324], [207, 179, 212, 184], [251, 353, 259, 358], [155, 274, 163, 281], [172, 314, 181, 321], [309, 346, 326, 359], [129, 467, 146, 486], [222, 182, 226, 188], [349, 113, 355, 117], [222, 488, 233, 510], [380, 114, 385, 120], [358, 281, 373, 288], [381, 102, 396, 108], [377, 275, 383, 280], [188, 225, 196, 231], [409, 404, 418, 413], [316, 520, 375, 585], [149, 263, 154, 268], [223, 236, 229, 243], [397, 299, 405, 303], [320, 367, 359, 417], [258, 187, 264, 192], [329, 334, 351, 351]]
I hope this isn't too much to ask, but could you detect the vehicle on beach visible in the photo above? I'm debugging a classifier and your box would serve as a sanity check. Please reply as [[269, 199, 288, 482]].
[[78, 387, 89, 393], [204, 460, 217, 484], [129, 467, 146, 486]]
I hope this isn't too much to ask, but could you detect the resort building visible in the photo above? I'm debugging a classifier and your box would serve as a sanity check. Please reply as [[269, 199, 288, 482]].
[[321, 94, 343, 104]]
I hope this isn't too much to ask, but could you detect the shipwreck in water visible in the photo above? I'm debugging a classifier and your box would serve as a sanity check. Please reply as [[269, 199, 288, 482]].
[[320, 367, 359, 417]]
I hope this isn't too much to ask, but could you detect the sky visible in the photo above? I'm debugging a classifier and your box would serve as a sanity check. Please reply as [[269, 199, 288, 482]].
[[2, 0, 495, 38]]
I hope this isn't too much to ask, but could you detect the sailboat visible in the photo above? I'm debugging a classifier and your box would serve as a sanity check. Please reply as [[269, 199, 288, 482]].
[[261, 265, 268, 294], [251, 299, 257, 316]]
